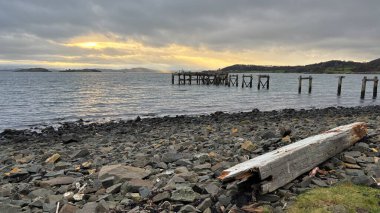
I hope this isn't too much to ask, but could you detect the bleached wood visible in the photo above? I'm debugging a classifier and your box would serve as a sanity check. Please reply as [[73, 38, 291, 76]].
[[218, 122, 367, 193]]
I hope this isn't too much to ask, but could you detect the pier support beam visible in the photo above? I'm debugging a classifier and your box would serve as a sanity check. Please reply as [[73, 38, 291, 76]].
[[219, 122, 367, 194], [298, 75, 313, 94], [360, 76, 378, 99], [257, 75, 270, 90], [337, 76, 345, 96]]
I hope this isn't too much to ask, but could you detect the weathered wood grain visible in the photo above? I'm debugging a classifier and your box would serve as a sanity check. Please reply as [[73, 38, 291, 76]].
[[218, 122, 367, 194]]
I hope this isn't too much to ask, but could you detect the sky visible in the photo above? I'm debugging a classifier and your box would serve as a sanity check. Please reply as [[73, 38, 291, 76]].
[[0, 0, 379, 70]]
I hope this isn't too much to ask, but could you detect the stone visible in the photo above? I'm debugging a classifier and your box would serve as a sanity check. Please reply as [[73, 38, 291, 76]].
[[98, 164, 151, 181], [344, 151, 362, 158], [345, 169, 365, 177], [77, 202, 108, 213], [45, 153, 61, 163], [162, 152, 182, 163], [351, 175, 374, 186], [241, 140, 257, 151], [261, 131, 277, 139], [344, 163, 361, 169], [311, 179, 328, 187], [120, 198, 133, 205], [193, 163, 211, 171], [59, 204, 78, 213], [46, 194, 63, 204], [54, 162, 72, 170], [342, 155, 356, 164], [39, 176, 75, 187], [299, 176, 312, 188], [106, 183, 122, 194], [0, 183, 13, 197], [28, 188, 54, 199], [101, 176, 115, 188], [0, 203, 21, 213], [218, 194, 232, 206], [3, 167, 28, 178], [171, 187, 200, 202], [71, 149, 90, 158], [197, 198, 213, 211], [281, 136, 291, 143], [152, 191, 171, 203], [139, 187, 152, 199], [258, 194, 280, 202], [27, 164, 42, 173], [62, 134, 79, 144], [120, 179, 154, 194], [43, 203, 56, 213], [204, 182, 219, 196], [179, 205, 200, 213]]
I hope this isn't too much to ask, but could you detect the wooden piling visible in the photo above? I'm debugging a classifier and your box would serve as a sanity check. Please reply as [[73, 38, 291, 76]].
[[373, 76, 378, 99], [308, 76, 312, 94], [171, 73, 175, 84], [361, 77, 367, 99], [298, 76, 302, 94], [337, 76, 345, 96], [298, 75, 312, 94], [258, 75, 270, 90]]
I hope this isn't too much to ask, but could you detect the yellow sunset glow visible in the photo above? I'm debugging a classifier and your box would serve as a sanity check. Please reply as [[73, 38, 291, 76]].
[[1, 33, 367, 70]]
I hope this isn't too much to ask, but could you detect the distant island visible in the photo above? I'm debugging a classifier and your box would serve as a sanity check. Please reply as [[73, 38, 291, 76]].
[[59, 69, 102, 73], [220, 58, 380, 74], [14, 68, 51, 72]]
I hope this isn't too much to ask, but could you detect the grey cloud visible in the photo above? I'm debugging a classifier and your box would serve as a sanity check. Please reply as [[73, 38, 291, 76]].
[[0, 0, 380, 65]]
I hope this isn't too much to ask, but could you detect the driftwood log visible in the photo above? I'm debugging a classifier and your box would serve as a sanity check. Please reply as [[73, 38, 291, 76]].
[[218, 122, 367, 194]]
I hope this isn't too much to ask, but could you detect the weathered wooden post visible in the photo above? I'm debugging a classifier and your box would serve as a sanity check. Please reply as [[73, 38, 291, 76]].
[[308, 76, 312, 94], [258, 75, 270, 90], [172, 73, 175, 84], [373, 76, 378, 99], [249, 75, 253, 88], [236, 75, 239, 87], [298, 76, 302, 94], [257, 76, 261, 90], [177, 73, 180, 85], [361, 77, 367, 99], [337, 76, 345, 96], [188, 74, 192, 85]]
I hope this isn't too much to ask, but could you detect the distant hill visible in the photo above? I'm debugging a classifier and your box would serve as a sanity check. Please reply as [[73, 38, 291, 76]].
[[14, 68, 51, 72], [221, 58, 380, 74], [59, 69, 101, 73]]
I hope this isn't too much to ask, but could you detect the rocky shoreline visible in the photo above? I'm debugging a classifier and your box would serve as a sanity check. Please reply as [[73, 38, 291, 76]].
[[1, 106, 380, 212]]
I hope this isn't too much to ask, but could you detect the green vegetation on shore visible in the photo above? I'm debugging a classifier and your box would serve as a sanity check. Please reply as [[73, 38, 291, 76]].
[[221, 58, 380, 74], [287, 183, 380, 213]]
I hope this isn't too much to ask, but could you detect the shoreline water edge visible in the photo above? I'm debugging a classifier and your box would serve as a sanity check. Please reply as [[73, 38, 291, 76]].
[[0, 105, 380, 212]]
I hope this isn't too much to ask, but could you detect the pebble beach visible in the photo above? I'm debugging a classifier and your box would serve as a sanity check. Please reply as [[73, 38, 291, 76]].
[[1, 106, 380, 212]]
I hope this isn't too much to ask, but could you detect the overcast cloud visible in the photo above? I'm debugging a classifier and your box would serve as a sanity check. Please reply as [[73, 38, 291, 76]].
[[0, 0, 379, 69]]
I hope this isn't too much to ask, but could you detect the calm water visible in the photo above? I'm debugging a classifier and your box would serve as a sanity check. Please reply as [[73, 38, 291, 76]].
[[0, 71, 378, 131]]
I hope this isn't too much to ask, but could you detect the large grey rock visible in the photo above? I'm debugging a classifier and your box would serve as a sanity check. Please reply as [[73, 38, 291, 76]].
[[98, 164, 151, 182], [152, 191, 171, 203], [197, 198, 213, 211], [39, 176, 75, 187], [171, 187, 200, 202], [28, 188, 54, 199], [71, 149, 90, 158]]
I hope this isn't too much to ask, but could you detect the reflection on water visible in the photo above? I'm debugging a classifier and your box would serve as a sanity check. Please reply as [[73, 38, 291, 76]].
[[0, 71, 378, 130]]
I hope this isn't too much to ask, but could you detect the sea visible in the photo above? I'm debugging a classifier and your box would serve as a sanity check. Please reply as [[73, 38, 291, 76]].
[[0, 71, 378, 131]]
